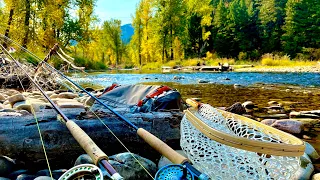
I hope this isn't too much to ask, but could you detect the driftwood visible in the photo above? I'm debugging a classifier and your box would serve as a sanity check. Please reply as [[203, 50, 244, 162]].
[[0, 109, 182, 170]]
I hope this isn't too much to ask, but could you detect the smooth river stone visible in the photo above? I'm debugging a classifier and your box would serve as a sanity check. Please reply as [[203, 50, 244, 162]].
[[58, 92, 78, 99], [8, 94, 25, 106], [0, 94, 6, 101]]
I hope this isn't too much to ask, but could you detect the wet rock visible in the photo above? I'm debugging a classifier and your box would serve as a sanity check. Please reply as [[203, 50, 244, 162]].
[[36, 169, 50, 177], [198, 79, 210, 83], [312, 173, 320, 180], [0, 156, 15, 176], [242, 101, 255, 112], [158, 150, 187, 169], [74, 154, 94, 166], [292, 118, 320, 127], [261, 119, 277, 126], [58, 92, 78, 99], [0, 104, 3, 109], [15, 104, 40, 113], [8, 94, 25, 106], [34, 176, 53, 180], [290, 111, 320, 119], [225, 102, 246, 115], [8, 170, 28, 179], [295, 153, 314, 180], [270, 120, 303, 134], [305, 142, 320, 161], [109, 152, 157, 180]]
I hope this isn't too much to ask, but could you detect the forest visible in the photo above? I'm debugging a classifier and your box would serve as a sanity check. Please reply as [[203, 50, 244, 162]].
[[0, 0, 319, 69]]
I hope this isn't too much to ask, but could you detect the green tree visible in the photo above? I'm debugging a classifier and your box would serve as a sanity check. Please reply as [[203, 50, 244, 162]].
[[103, 19, 122, 66]]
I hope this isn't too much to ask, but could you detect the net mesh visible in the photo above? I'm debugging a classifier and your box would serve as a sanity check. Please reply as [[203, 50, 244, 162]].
[[180, 104, 300, 180]]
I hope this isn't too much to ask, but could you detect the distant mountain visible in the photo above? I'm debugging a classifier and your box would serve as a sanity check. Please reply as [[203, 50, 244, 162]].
[[121, 24, 134, 44]]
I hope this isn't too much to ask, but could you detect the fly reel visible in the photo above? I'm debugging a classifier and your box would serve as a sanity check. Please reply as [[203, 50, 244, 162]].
[[155, 164, 194, 180], [58, 164, 103, 180]]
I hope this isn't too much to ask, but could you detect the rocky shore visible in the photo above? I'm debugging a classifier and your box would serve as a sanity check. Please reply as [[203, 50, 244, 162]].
[[236, 64, 320, 73], [1, 83, 320, 179]]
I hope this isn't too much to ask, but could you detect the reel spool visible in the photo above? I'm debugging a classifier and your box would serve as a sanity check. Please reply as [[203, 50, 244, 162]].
[[155, 164, 194, 180], [58, 164, 103, 180]]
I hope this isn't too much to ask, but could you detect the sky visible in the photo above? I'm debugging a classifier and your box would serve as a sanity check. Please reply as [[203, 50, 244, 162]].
[[95, 0, 140, 25]]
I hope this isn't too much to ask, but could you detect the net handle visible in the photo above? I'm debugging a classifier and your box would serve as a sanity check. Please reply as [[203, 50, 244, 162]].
[[185, 99, 305, 156]]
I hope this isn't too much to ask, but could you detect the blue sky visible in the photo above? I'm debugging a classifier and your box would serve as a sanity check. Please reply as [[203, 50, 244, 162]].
[[95, 0, 140, 25]]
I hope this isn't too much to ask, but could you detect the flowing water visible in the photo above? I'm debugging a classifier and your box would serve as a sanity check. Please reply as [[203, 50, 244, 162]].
[[73, 71, 320, 111]]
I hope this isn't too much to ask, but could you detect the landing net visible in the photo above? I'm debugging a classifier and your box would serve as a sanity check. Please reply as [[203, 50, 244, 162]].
[[181, 103, 305, 180]]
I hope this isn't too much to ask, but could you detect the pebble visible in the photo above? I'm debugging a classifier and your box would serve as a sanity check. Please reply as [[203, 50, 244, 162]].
[[58, 92, 78, 99], [8, 94, 25, 106], [0, 156, 15, 177], [16, 175, 38, 180], [109, 152, 157, 180], [74, 154, 94, 166]]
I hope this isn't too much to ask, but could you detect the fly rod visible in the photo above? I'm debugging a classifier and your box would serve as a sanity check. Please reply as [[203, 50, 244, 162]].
[[0, 44, 123, 180], [39, 46, 209, 180], [0, 36, 209, 179]]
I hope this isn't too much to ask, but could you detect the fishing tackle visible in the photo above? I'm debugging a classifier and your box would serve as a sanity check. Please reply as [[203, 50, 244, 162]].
[[0, 43, 123, 180]]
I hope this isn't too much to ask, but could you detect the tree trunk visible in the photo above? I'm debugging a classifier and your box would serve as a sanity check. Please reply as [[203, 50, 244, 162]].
[[170, 25, 174, 60], [0, 109, 182, 170], [22, 0, 31, 48], [3, 8, 14, 48]]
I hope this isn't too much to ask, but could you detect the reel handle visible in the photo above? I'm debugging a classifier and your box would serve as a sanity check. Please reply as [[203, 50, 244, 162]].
[[186, 99, 201, 108], [137, 128, 189, 164]]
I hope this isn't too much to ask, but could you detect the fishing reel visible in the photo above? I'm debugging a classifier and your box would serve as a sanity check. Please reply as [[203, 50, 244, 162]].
[[155, 164, 194, 180], [58, 164, 103, 180]]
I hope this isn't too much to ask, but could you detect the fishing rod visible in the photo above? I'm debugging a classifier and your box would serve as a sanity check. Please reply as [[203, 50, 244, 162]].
[[0, 36, 209, 179], [0, 44, 123, 180], [39, 46, 209, 180]]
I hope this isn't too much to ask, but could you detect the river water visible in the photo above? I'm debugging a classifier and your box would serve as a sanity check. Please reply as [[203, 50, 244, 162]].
[[72, 71, 320, 87], [72, 71, 320, 111]]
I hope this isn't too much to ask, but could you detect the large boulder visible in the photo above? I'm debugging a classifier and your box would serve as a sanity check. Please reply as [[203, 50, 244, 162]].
[[109, 153, 157, 180]]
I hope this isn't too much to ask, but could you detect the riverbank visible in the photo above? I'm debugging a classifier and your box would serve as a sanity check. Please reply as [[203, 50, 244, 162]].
[[236, 64, 320, 73]]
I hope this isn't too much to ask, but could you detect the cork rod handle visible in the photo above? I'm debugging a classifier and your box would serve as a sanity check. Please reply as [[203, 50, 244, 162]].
[[137, 128, 188, 164], [66, 121, 108, 165]]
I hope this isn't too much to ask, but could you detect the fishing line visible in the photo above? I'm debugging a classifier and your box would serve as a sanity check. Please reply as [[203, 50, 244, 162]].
[[42, 64, 155, 179], [0, 44, 54, 179]]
